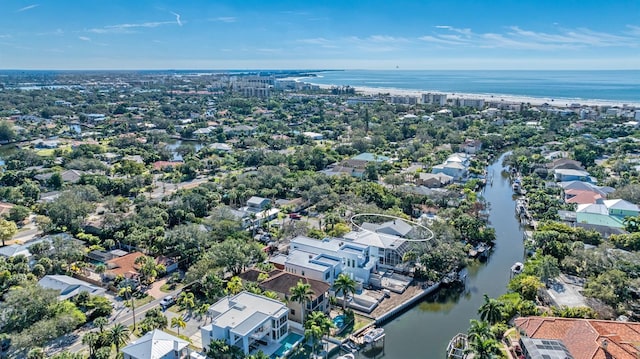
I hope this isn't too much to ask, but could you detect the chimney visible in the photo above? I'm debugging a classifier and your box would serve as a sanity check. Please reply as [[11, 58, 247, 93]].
[[601, 339, 608, 351]]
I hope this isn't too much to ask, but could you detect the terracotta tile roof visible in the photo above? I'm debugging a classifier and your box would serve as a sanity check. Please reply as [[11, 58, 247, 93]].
[[152, 161, 183, 171], [565, 189, 604, 204], [515, 316, 640, 359], [106, 252, 144, 278], [257, 270, 330, 300]]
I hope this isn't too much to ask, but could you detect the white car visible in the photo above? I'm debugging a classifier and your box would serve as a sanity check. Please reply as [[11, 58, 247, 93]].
[[159, 295, 175, 308]]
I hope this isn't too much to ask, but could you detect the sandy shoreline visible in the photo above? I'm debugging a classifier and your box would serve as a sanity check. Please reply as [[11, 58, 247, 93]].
[[291, 77, 640, 108]]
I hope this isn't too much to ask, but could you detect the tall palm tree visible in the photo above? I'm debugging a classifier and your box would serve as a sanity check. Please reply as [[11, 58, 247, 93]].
[[206, 339, 244, 359], [478, 294, 503, 325], [118, 285, 137, 331], [226, 276, 243, 295], [305, 310, 336, 354], [171, 316, 187, 336], [334, 273, 357, 311], [109, 323, 130, 354], [246, 351, 270, 359], [82, 332, 99, 358], [290, 280, 314, 323]]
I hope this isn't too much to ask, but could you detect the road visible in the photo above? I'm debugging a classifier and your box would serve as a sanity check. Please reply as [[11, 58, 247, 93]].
[[55, 286, 186, 355]]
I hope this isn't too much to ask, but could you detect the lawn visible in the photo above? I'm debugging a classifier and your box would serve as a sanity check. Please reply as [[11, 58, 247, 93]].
[[160, 283, 184, 293], [168, 304, 186, 314], [333, 313, 374, 340], [124, 294, 154, 308]]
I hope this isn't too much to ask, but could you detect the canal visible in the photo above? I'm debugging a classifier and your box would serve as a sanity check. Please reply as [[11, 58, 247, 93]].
[[371, 153, 525, 358]]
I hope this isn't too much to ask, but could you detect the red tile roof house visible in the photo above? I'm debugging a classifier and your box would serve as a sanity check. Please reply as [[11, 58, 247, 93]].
[[515, 316, 640, 359], [152, 161, 183, 171]]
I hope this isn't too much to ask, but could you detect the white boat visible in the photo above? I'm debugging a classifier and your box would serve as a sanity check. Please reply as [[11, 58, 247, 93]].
[[364, 328, 385, 343], [511, 262, 524, 274], [337, 354, 356, 359]]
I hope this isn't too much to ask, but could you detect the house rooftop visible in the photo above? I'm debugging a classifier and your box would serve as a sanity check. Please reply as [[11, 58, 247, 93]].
[[121, 329, 189, 359], [38, 274, 106, 300], [515, 316, 640, 359], [259, 271, 330, 300], [206, 291, 288, 336]]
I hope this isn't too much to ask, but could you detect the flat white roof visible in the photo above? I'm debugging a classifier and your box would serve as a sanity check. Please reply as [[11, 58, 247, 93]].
[[206, 292, 287, 336]]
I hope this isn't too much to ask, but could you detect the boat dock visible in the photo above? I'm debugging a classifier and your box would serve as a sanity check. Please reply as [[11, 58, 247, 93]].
[[374, 281, 441, 325], [446, 333, 469, 359]]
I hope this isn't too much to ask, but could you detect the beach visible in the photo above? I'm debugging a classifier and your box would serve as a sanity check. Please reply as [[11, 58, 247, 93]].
[[291, 75, 640, 109]]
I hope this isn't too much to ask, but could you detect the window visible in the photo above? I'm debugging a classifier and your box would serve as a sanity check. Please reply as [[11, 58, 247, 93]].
[[325, 272, 330, 280], [290, 309, 295, 315], [301, 270, 305, 276]]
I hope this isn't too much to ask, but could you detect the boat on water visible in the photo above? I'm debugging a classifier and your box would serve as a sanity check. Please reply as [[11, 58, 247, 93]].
[[446, 333, 468, 359], [363, 328, 385, 343], [337, 354, 355, 359], [511, 262, 524, 275]]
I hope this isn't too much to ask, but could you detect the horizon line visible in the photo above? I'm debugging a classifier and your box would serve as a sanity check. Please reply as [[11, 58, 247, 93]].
[[2, 68, 640, 72]]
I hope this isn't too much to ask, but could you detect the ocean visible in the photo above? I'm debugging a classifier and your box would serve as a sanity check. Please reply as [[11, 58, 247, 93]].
[[305, 70, 640, 104]]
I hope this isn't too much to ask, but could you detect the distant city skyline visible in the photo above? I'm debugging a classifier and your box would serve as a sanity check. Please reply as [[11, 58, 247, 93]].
[[1, 0, 639, 70]]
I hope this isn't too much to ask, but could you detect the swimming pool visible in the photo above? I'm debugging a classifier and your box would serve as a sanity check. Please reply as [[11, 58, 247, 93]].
[[333, 315, 346, 329], [271, 332, 303, 358]]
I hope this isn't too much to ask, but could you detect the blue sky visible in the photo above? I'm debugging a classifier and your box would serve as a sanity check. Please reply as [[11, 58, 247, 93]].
[[1, 0, 639, 70]]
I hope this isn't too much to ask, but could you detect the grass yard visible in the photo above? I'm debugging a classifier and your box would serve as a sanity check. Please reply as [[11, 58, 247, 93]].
[[124, 294, 154, 308], [160, 283, 184, 293]]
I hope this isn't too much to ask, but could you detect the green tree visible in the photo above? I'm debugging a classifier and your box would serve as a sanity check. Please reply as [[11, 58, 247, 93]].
[[226, 276, 243, 295], [465, 336, 502, 359], [7, 205, 30, 224], [134, 255, 165, 284], [304, 311, 335, 355], [118, 285, 137, 331], [177, 291, 196, 312], [206, 339, 244, 359], [0, 121, 16, 142], [108, 323, 130, 354], [478, 294, 504, 325], [171, 316, 186, 336], [290, 280, 314, 323], [334, 273, 357, 311], [468, 319, 494, 341], [0, 218, 17, 246], [82, 331, 99, 358]]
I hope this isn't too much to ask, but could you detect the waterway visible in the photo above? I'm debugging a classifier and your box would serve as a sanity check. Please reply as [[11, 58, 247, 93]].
[[365, 153, 525, 358]]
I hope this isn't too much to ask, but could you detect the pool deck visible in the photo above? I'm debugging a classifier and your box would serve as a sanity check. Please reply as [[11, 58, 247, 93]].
[[371, 280, 440, 324]]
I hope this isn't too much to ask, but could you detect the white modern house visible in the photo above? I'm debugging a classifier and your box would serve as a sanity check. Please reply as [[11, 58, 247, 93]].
[[283, 236, 377, 285], [201, 292, 290, 355], [122, 330, 190, 359], [431, 153, 470, 180]]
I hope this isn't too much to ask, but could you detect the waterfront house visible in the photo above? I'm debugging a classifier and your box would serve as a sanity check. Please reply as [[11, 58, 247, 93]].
[[431, 153, 470, 180], [575, 198, 639, 229], [461, 139, 482, 154], [201, 291, 290, 355], [282, 235, 377, 285], [342, 229, 410, 269], [553, 168, 595, 183], [416, 172, 453, 188], [515, 316, 640, 359], [38, 275, 106, 301], [122, 329, 190, 359]]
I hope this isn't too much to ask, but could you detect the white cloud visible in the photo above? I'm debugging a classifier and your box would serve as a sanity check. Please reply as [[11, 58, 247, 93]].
[[419, 25, 640, 50], [211, 17, 237, 23], [170, 12, 182, 26], [17, 4, 39, 12], [88, 20, 179, 34], [78, 36, 91, 41]]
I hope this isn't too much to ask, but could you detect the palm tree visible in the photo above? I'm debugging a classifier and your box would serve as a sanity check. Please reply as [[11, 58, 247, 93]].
[[177, 291, 196, 313], [333, 273, 357, 311], [305, 310, 336, 354], [304, 324, 325, 356], [464, 335, 502, 359], [109, 323, 130, 354], [289, 280, 314, 323], [468, 319, 494, 341], [94, 316, 108, 333], [226, 276, 243, 295], [478, 294, 504, 325], [206, 339, 244, 359], [118, 285, 137, 331], [171, 316, 187, 336], [82, 332, 99, 358], [246, 351, 270, 359], [26, 348, 45, 359]]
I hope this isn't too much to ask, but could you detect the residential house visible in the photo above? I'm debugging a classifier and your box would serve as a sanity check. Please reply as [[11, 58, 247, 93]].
[[461, 139, 482, 154], [239, 269, 330, 325], [122, 330, 190, 359], [201, 292, 291, 355], [553, 169, 595, 183], [575, 199, 639, 230], [105, 252, 145, 280], [210, 143, 233, 152], [416, 172, 453, 188], [515, 316, 640, 359], [342, 230, 410, 269], [38, 275, 106, 301], [0, 202, 14, 217], [302, 131, 324, 140], [0, 237, 52, 259], [564, 189, 604, 204], [351, 152, 391, 163], [547, 158, 584, 171], [282, 235, 377, 285], [559, 181, 614, 198], [431, 153, 469, 180], [152, 161, 183, 171], [34, 169, 85, 184], [246, 197, 271, 212]]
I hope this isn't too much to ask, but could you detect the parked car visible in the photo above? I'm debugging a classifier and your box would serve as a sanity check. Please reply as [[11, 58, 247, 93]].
[[289, 213, 302, 220], [159, 295, 175, 308]]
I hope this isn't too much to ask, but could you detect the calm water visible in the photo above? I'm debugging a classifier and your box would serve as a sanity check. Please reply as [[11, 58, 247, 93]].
[[360, 153, 525, 358], [307, 70, 640, 103]]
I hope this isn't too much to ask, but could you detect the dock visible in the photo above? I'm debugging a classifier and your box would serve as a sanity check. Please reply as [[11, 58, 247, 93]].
[[374, 281, 441, 325]]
